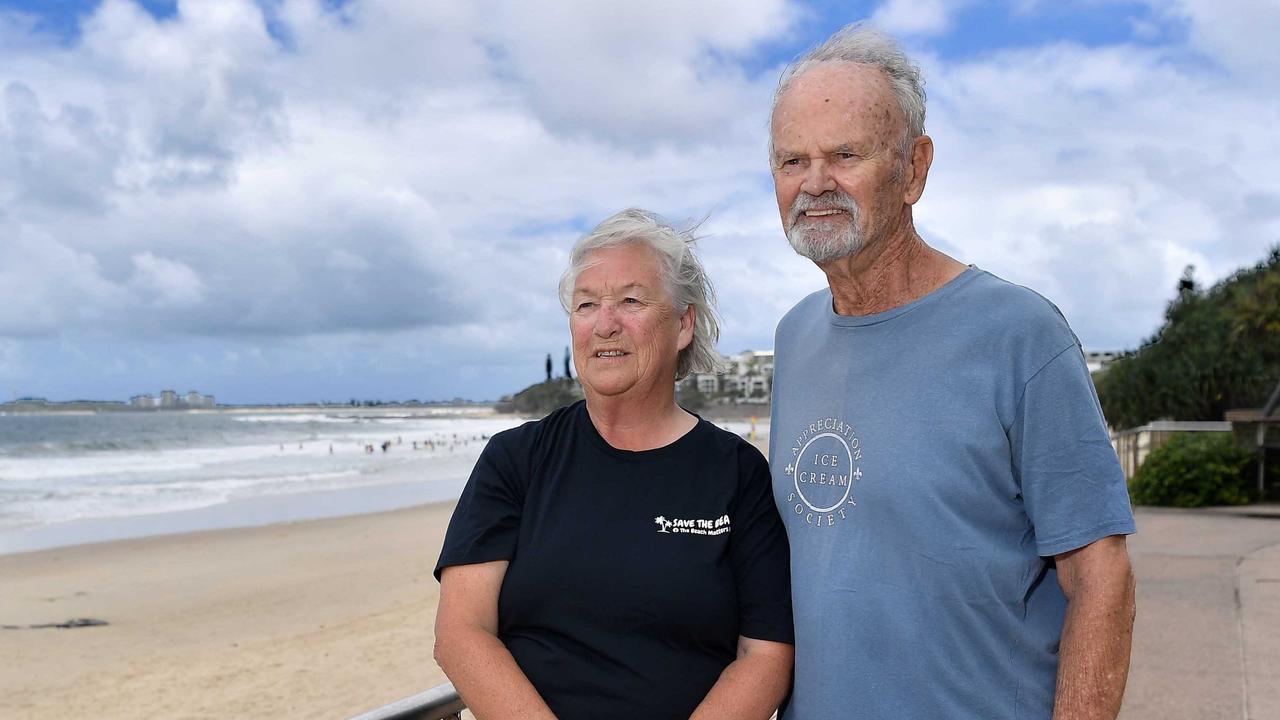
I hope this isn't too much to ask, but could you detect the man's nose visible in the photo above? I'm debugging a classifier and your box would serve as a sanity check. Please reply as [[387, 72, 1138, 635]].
[[800, 159, 835, 196]]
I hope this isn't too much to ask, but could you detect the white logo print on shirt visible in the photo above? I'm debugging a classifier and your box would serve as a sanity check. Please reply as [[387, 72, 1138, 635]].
[[653, 514, 731, 536], [783, 415, 863, 528]]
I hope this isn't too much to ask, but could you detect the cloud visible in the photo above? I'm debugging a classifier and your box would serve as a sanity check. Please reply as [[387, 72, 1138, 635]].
[[870, 0, 963, 37], [130, 252, 206, 308], [0, 0, 1276, 401], [1156, 0, 1280, 80], [918, 36, 1280, 345]]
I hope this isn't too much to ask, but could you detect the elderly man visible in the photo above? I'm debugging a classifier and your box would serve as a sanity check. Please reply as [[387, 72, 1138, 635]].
[[767, 24, 1137, 720]]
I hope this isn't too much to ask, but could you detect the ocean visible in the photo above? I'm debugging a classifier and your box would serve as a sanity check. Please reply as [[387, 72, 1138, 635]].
[[0, 407, 525, 554]]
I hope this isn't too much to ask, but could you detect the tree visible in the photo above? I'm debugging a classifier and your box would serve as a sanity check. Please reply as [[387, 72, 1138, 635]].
[[1098, 247, 1280, 429]]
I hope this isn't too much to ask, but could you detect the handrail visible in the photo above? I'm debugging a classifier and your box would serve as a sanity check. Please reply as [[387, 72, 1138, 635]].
[[348, 682, 467, 720]]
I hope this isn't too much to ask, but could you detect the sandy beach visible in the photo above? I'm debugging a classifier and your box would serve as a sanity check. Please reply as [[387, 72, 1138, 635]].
[[0, 502, 455, 719]]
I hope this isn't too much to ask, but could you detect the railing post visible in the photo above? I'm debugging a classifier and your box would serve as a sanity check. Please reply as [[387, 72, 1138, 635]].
[[347, 682, 467, 720]]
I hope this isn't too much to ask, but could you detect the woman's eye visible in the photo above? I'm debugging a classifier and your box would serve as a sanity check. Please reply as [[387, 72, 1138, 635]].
[[623, 297, 640, 304], [576, 301, 595, 311]]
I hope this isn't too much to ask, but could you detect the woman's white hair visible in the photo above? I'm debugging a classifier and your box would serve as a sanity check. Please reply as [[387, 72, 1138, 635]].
[[770, 22, 926, 166], [559, 208, 725, 380]]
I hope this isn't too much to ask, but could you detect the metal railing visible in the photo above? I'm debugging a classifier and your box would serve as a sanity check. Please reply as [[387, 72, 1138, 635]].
[[348, 682, 466, 720]]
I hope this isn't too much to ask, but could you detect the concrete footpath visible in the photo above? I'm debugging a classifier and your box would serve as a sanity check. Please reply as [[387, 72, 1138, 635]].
[[1120, 505, 1280, 720]]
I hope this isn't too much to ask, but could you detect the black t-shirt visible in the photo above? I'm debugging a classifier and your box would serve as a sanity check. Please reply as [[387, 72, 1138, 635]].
[[435, 401, 793, 720]]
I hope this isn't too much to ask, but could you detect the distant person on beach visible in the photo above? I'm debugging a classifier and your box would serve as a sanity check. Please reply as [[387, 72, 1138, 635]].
[[435, 209, 794, 719], [765, 23, 1136, 719]]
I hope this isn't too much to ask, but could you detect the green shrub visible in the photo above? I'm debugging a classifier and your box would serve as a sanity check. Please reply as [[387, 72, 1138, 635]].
[[1129, 432, 1256, 507], [494, 378, 583, 417]]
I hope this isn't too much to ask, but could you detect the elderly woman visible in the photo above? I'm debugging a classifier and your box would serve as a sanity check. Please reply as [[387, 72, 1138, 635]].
[[433, 209, 793, 719]]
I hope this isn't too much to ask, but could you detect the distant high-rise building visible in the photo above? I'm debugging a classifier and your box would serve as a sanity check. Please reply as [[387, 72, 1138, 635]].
[[183, 390, 216, 408], [130, 394, 156, 409], [159, 390, 179, 409]]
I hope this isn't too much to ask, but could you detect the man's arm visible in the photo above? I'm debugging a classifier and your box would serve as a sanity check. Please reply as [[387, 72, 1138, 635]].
[[1052, 534, 1137, 720], [434, 561, 557, 720], [689, 636, 794, 720]]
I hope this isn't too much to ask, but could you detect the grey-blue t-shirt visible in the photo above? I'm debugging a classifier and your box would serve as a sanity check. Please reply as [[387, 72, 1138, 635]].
[[770, 267, 1135, 720]]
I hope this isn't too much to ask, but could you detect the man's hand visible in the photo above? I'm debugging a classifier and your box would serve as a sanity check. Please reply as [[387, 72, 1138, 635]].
[[1052, 534, 1136, 720]]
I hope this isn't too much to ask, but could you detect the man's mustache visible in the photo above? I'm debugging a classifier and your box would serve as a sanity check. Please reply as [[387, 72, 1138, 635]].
[[789, 191, 860, 227]]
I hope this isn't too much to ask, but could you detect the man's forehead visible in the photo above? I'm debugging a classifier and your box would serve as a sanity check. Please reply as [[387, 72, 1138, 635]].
[[781, 62, 894, 107], [772, 62, 902, 137]]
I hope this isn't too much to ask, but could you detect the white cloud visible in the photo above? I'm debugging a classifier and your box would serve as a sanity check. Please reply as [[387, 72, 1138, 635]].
[[919, 38, 1280, 346], [129, 252, 206, 308], [0, 0, 1277, 400], [1157, 0, 1280, 80], [870, 0, 962, 37]]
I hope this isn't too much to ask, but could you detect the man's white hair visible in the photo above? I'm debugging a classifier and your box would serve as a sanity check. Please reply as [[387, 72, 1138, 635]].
[[770, 22, 926, 163], [559, 208, 725, 380]]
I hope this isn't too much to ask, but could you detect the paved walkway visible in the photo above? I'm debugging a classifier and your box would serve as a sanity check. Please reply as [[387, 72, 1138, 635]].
[[1121, 506, 1280, 720]]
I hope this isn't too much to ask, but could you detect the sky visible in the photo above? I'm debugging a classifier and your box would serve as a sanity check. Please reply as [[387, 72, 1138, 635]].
[[0, 0, 1277, 404]]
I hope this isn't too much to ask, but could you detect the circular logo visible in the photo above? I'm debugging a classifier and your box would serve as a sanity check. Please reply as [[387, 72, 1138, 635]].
[[793, 431, 855, 513]]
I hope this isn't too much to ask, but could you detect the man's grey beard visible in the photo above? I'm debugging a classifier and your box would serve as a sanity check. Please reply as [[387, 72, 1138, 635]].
[[786, 190, 865, 263]]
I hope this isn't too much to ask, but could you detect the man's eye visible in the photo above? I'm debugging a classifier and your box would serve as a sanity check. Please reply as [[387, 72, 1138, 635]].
[[782, 158, 803, 166], [576, 301, 596, 311], [834, 152, 857, 161], [623, 297, 640, 304]]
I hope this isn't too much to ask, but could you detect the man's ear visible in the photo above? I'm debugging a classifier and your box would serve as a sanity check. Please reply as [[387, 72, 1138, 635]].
[[903, 135, 934, 205]]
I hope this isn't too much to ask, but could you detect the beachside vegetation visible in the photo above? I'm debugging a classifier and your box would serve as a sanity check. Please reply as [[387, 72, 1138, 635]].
[[495, 379, 583, 416], [1097, 247, 1280, 429], [1128, 432, 1257, 507]]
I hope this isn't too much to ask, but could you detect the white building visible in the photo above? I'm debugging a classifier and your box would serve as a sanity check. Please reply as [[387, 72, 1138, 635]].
[[184, 390, 215, 408], [686, 350, 775, 403], [1085, 350, 1121, 374], [130, 394, 157, 409]]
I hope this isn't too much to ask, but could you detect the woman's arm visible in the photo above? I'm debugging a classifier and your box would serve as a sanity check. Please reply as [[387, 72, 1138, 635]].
[[689, 636, 794, 719], [434, 561, 557, 720]]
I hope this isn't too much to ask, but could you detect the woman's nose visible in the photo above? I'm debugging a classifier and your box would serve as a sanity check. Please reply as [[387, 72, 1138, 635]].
[[594, 303, 622, 337]]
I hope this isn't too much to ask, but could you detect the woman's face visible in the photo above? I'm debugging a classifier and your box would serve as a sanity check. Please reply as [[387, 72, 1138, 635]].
[[568, 244, 694, 402]]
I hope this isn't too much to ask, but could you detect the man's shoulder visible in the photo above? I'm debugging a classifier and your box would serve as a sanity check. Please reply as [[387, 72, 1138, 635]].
[[963, 269, 1064, 318], [961, 269, 1077, 340], [777, 287, 831, 332]]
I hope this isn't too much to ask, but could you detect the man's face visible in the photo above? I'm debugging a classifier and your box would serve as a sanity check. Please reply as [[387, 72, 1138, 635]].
[[770, 63, 910, 263], [569, 243, 694, 400]]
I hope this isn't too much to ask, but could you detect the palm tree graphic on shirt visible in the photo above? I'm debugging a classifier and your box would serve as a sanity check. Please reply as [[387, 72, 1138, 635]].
[[654, 515, 671, 533]]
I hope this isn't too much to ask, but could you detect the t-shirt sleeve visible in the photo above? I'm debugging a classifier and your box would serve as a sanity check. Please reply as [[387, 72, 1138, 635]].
[[730, 443, 794, 644], [433, 429, 528, 581], [1010, 345, 1136, 557]]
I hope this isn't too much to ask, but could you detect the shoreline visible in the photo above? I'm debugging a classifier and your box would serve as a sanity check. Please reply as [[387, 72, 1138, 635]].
[[0, 415, 767, 558], [0, 440, 486, 557]]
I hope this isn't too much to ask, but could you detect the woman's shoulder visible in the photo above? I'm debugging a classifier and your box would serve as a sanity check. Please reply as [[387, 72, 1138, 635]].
[[691, 416, 769, 469], [488, 400, 584, 455]]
